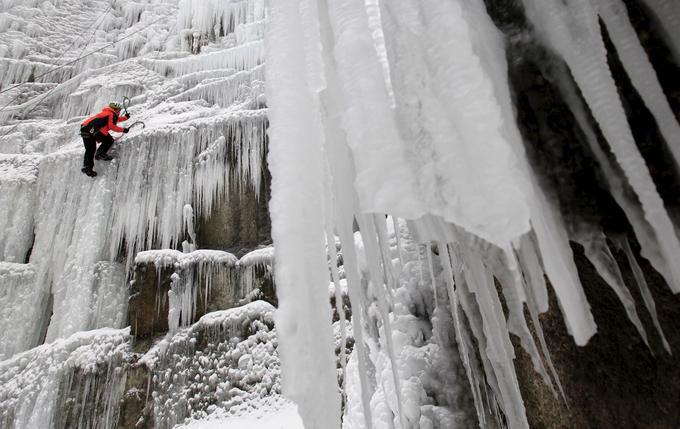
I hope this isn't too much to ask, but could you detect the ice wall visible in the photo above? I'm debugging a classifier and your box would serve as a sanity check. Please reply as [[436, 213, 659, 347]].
[[0, 0, 269, 426], [0, 328, 130, 429], [265, 0, 680, 427]]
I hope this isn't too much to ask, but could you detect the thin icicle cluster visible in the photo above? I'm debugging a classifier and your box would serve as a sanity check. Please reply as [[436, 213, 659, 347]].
[[265, 0, 680, 428], [0, 328, 130, 429], [342, 219, 476, 429], [236, 246, 274, 304], [142, 301, 280, 429], [177, 0, 265, 39], [135, 249, 238, 333]]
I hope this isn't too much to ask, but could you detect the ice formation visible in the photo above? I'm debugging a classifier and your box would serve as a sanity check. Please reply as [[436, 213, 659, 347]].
[[0, 0, 267, 351], [1, 0, 271, 426], [142, 301, 281, 429], [2, 0, 679, 427], [0, 328, 131, 429], [265, 0, 680, 428]]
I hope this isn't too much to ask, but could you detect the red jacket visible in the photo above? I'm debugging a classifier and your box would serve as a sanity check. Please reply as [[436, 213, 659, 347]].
[[81, 106, 129, 135]]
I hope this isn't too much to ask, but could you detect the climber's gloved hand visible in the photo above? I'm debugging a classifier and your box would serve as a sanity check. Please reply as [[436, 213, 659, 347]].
[[125, 112, 131, 118], [123, 128, 130, 134]]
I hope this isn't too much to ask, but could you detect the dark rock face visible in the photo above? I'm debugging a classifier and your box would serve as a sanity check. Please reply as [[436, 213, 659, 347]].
[[196, 151, 272, 257], [116, 363, 154, 429], [128, 263, 173, 339], [480, 0, 680, 427], [514, 241, 680, 429]]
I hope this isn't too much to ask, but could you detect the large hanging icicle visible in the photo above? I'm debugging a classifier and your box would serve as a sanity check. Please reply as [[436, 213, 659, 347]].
[[596, 0, 680, 170], [265, 0, 342, 426], [520, 0, 680, 294], [375, 0, 531, 247]]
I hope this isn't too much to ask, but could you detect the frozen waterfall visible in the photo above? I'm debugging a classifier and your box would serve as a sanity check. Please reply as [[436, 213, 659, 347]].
[[265, 0, 680, 428]]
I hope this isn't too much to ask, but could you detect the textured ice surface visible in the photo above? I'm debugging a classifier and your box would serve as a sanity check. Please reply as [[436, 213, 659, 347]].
[[142, 301, 281, 429], [0, 328, 131, 429]]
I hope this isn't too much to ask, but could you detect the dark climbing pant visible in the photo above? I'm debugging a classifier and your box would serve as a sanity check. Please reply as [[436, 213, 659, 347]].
[[81, 131, 114, 169]]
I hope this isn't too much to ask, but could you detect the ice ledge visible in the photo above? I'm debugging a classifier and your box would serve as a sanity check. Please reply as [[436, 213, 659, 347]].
[[135, 249, 239, 268]]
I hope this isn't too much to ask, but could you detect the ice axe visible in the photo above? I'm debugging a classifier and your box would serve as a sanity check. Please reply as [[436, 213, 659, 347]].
[[122, 96, 131, 117], [113, 120, 146, 141]]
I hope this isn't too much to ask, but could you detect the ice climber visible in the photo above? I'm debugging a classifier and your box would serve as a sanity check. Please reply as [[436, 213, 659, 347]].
[[79, 102, 130, 177]]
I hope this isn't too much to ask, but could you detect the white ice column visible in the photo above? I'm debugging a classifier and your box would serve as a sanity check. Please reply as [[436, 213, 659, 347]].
[[265, 0, 342, 426]]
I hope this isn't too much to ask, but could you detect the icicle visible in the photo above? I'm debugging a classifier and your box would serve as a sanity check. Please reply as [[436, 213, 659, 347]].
[[183, 204, 197, 252], [143, 41, 265, 76], [136, 249, 238, 331], [457, 245, 529, 429], [458, 0, 598, 346], [488, 247, 558, 399], [521, 0, 680, 294], [554, 61, 676, 293], [236, 246, 274, 302], [425, 245, 439, 309], [265, 0, 342, 425], [356, 214, 408, 429], [576, 230, 650, 347], [514, 233, 549, 313], [375, 0, 532, 246], [437, 244, 488, 428], [619, 238, 671, 353], [597, 0, 680, 170]]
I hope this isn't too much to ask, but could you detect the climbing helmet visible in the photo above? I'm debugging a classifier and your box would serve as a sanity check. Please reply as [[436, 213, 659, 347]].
[[109, 102, 124, 111]]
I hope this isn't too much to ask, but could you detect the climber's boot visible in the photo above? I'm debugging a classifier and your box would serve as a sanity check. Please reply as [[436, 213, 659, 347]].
[[81, 167, 98, 177], [95, 153, 114, 161]]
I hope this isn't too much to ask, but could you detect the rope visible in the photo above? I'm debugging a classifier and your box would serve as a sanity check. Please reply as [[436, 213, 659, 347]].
[[0, 4, 113, 111], [0, 12, 168, 139], [0, 13, 167, 97]]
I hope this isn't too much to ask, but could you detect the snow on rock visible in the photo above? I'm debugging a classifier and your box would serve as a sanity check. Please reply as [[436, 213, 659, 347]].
[[174, 400, 303, 429], [236, 246, 274, 305], [0, 327, 131, 429], [141, 301, 281, 429]]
